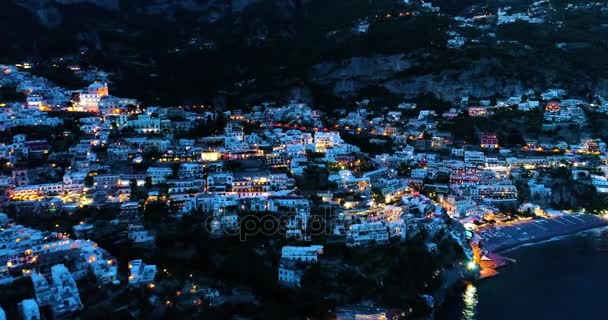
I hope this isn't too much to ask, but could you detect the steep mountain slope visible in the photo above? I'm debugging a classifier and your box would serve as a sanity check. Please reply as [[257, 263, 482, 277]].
[[3, 0, 608, 108]]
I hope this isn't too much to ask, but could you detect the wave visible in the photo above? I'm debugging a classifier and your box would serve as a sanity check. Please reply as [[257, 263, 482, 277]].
[[502, 225, 608, 253]]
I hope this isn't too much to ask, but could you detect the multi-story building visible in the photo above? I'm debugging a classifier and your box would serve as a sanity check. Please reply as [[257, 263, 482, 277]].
[[146, 167, 173, 185], [32, 264, 83, 317], [346, 222, 389, 247], [179, 163, 204, 179], [206, 173, 233, 192], [464, 151, 485, 164], [18, 299, 40, 320], [267, 196, 310, 213], [128, 260, 157, 287], [480, 133, 499, 149], [281, 245, 324, 263], [127, 115, 161, 134], [278, 245, 323, 288], [335, 307, 388, 320], [278, 260, 305, 288]]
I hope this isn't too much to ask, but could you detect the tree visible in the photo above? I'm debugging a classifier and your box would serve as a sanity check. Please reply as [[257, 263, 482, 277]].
[[170, 163, 180, 178], [125, 104, 138, 113], [144, 177, 153, 188], [84, 175, 94, 188], [371, 187, 384, 204], [144, 201, 170, 224]]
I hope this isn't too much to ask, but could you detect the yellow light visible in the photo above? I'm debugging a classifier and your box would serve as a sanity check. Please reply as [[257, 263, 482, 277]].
[[466, 261, 477, 271]]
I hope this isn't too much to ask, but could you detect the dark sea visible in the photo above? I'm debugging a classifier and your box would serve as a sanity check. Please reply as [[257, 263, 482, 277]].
[[436, 227, 608, 320]]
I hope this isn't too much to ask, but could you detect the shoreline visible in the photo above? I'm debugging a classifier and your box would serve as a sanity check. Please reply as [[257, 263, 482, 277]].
[[480, 214, 608, 253], [476, 214, 608, 278], [499, 223, 608, 253]]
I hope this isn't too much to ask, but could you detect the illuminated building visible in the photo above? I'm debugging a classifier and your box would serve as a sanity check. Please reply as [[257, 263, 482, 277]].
[[267, 195, 310, 213], [545, 101, 560, 112], [467, 107, 490, 117], [18, 299, 40, 320], [30, 264, 83, 317], [314, 131, 343, 152], [201, 150, 221, 162], [278, 245, 323, 287], [335, 306, 388, 320], [346, 222, 389, 247], [146, 167, 173, 185], [480, 133, 499, 149], [126, 114, 161, 134], [87, 82, 109, 97], [464, 151, 485, 164], [26, 95, 44, 109], [128, 259, 157, 287], [281, 245, 324, 263]]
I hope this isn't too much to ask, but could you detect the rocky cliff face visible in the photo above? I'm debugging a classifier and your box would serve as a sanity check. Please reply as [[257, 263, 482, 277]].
[[6, 0, 605, 106], [311, 55, 529, 101], [382, 70, 526, 101], [311, 54, 414, 97], [312, 55, 413, 83], [55, 0, 120, 10], [16, 0, 284, 25]]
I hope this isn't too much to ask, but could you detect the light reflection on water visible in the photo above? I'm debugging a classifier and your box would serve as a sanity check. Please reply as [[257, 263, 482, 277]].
[[438, 226, 608, 320], [461, 283, 478, 320]]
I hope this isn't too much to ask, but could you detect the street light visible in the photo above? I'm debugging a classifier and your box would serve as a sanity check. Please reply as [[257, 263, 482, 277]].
[[466, 261, 478, 271]]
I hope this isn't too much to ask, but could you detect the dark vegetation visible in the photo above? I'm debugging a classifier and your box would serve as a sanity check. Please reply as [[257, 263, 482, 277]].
[[6, 0, 605, 111], [0, 86, 26, 102]]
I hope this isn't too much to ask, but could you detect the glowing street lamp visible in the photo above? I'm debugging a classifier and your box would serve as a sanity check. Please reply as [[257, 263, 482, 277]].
[[466, 261, 478, 271]]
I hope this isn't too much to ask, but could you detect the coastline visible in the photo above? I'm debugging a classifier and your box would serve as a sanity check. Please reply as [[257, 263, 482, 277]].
[[480, 214, 608, 253], [438, 215, 608, 320], [476, 214, 608, 278]]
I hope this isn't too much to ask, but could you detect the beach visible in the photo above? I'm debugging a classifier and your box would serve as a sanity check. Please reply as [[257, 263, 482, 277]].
[[437, 226, 608, 320], [474, 213, 608, 279], [479, 213, 608, 253]]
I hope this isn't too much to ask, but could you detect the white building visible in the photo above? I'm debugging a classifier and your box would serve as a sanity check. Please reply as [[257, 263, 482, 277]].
[[529, 181, 553, 198], [179, 163, 205, 179], [18, 299, 40, 320], [206, 173, 233, 192], [128, 259, 157, 287], [267, 196, 310, 213], [281, 245, 324, 263], [89, 259, 118, 285], [278, 245, 323, 288], [314, 131, 343, 152], [50, 264, 83, 316], [31, 264, 83, 318], [278, 261, 305, 288], [346, 222, 389, 247], [146, 167, 173, 185], [127, 114, 161, 134], [464, 151, 485, 164]]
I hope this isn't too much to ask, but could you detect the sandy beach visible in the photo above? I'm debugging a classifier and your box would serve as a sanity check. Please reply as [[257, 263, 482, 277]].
[[479, 214, 608, 253], [475, 214, 608, 278]]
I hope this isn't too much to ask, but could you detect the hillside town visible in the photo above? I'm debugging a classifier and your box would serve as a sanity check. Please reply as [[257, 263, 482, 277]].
[[1, 61, 608, 319]]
